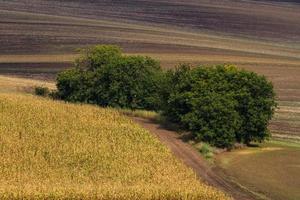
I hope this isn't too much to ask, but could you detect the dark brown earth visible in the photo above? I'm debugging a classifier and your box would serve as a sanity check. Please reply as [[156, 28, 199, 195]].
[[0, 63, 70, 80], [1, 0, 300, 54], [2, 0, 300, 42], [133, 117, 258, 200]]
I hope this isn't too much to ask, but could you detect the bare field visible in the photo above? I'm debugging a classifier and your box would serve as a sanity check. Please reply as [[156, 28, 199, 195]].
[[0, 0, 299, 137], [1, 0, 300, 42], [216, 140, 300, 200]]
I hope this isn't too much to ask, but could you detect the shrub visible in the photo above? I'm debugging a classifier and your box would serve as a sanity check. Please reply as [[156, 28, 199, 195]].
[[161, 64, 276, 148], [199, 143, 214, 159], [56, 45, 165, 110], [34, 86, 50, 97]]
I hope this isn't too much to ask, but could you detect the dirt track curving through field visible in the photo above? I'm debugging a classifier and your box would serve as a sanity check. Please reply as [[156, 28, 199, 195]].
[[132, 117, 257, 200]]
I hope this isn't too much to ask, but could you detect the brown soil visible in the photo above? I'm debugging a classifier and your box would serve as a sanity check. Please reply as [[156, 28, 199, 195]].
[[0, 63, 70, 80], [132, 117, 258, 200], [1, 0, 300, 55], [1, 0, 300, 43]]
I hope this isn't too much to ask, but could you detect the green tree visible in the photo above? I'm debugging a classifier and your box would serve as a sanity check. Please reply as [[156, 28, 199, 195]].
[[230, 69, 276, 144], [56, 45, 164, 110], [55, 45, 276, 148], [56, 68, 93, 102], [75, 45, 122, 70], [162, 64, 276, 148]]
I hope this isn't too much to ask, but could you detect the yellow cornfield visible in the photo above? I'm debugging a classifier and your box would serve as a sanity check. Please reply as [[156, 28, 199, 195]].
[[0, 93, 230, 199]]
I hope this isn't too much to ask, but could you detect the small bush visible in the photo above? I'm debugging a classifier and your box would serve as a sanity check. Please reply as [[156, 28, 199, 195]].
[[199, 143, 213, 155], [34, 86, 50, 97], [196, 143, 214, 159]]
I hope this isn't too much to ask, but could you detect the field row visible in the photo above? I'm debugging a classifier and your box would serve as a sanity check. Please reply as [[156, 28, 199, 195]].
[[1, 0, 300, 41]]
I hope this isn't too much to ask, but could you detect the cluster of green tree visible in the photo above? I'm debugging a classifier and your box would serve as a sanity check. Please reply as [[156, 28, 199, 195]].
[[53, 45, 276, 148], [56, 45, 164, 111]]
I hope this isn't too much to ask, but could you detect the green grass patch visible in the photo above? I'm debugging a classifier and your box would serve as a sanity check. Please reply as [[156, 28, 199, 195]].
[[193, 142, 215, 161]]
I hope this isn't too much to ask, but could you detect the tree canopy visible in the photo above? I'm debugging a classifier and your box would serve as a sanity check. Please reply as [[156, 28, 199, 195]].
[[55, 45, 277, 148], [56, 45, 164, 110], [161, 64, 276, 148]]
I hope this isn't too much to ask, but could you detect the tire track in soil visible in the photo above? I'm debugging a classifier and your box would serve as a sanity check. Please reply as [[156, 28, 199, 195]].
[[132, 117, 257, 200]]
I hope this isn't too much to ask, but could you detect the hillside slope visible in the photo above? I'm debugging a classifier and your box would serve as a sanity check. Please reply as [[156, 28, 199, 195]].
[[0, 0, 300, 137], [1, 0, 300, 42], [0, 93, 230, 199], [1, 0, 300, 54]]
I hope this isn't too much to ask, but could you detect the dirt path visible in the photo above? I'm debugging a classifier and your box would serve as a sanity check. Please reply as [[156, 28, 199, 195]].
[[132, 117, 257, 200]]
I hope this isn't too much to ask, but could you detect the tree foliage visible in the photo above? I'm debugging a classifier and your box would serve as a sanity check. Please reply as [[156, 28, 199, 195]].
[[161, 65, 276, 148], [56, 45, 164, 110], [55, 45, 276, 148]]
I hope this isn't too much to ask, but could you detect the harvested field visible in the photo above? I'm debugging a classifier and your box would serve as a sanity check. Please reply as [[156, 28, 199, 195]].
[[1, 0, 300, 42], [0, 75, 55, 93], [216, 140, 300, 200]]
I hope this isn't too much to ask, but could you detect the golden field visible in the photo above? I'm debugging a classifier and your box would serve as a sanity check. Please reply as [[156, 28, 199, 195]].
[[0, 91, 230, 199]]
